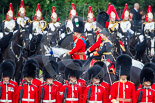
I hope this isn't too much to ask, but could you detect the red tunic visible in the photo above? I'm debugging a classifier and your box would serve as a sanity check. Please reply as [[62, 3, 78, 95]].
[[109, 81, 136, 103], [16, 83, 38, 103], [39, 83, 59, 103], [20, 78, 41, 88], [136, 87, 155, 103], [101, 81, 110, 103], [53, 80, 63, 91], [69, 37, 86, 60], [0, 82, 16, 103], [59, 83, 83, 103], [77, 78, 86, 100], [83, 84, 106, 103]]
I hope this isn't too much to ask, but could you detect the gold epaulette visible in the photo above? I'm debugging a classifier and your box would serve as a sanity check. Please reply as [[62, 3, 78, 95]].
[[128, 81, 134, 84]]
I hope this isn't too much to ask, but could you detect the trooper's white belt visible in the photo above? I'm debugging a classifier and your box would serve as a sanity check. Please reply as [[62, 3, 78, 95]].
[[66, 98, 78, 101], [0, 99, 12, 102], [88, 100, 102, 103], [43, 99, 56, 103], [22, 98, 35, 102]]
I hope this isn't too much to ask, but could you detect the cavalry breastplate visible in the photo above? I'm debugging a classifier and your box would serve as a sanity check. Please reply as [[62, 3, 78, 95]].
[[108, 22, 119, 31], [66, 20, 73, 32], [85, 22, 96, 31], [33, 20, 46, 34], [49, 22, 60, 31], [4, 20, 15, 32], [120, 21, 131, 32], [144, 22, 154, 32], [17, 17, 29, 27]]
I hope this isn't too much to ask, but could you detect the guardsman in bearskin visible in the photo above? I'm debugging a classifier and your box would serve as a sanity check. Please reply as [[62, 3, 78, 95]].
[[16, 0, 31, 29], [84, 6, 96, 46], [142, 5, 155, 56], [19, 59, 41, 88], [136, 66, 155, 103], [65, 3, 78, 34], [0, 3, 18, 52], [66, 16, 86, 60], [30, 3, 47, 35], [93, 61, 110, 103], [48, 6, 61, 32], [16, 59, 40, 103], [83, 65, 106, 103], [39, 60, 60, 103], [119, 3, 134, 38], [0, 60, 17, 103], [59, 60, 83, 103], [137, 63, 155, 90], [109, 54, 136, 103]]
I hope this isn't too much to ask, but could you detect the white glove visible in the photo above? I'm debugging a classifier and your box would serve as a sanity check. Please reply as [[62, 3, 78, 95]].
[[29, 33, 33, 40], [0, 32, 3, 39], [90, 53, 93, 57]]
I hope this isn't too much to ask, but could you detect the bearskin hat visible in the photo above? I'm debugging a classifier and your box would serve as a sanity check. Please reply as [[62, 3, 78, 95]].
[[0, 60, 15, 79], [96, 11, 109, 29], [43, 60, 58, 80], [115, 54, 132, 79], [72, 16, 84, 33], [142, 63, 155, 83], [64, 60, 82, 80], [22, 59, 39, 78], [88, 65, 104, 83], [140, 68, 154, 85]]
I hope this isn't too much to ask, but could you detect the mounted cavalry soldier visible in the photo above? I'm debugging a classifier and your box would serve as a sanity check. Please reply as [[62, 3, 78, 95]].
[[48, 6, 61, 31], [30, 3, 47, 35], [119, 3, 134, 54], [39, 60, 60, 103], [16, 0, 31, 29], [136, 64, 155, 103], [109, 54, 136, 103], [65, 3, 78, 34], [107, 5, 126, 53], [66, 16, 87, 60], [142, 5, 155, 57], [0, 60, 17, 103], [0, 3, 18, 52], [83, 65, 107, 103], [16, 59, 40, 103], [59, 60, 83, 103], [84, 6, 97, 46]]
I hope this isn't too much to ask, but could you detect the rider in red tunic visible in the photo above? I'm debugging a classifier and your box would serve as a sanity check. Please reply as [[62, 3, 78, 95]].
[[67, 16, 86, 60]]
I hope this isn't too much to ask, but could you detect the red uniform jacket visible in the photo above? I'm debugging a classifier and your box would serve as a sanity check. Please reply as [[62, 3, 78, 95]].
[[0, 82, 16, 103], [89, 36, 102, 52], [77, 78, 86, 100], [20, 78, 41, 88], [59, 83, 82, 103], [39, 83, 59, 103], [16, 83, 38, 103], [136, 87, 155, 103], [83, 84, 106, 103], [101, 81, 110, 103], [53, 80, 63, 91], [109, 81, 136, 103], [69, 37, 86, 60]]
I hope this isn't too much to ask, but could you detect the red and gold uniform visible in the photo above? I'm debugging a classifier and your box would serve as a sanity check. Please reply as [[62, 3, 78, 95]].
[[16, 83, 38, 103], [59, 83, 82, 103], [39, 83, 59, 103], [53, 80, 63, 91], [110, 80, 136, 103], [83, 84, 106, 103], [0, 82, 16, 103], [69, 36, 86, 60], [136, 87, 155, 103], [77, 78, 86, 99]]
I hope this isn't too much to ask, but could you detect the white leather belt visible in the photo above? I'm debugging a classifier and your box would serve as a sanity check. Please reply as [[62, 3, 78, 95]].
[[43, 99, 56, 103], [66, 98, 78, 101], [88, 101, 102, 103], [22, 98, 35, 102], [0, 99, 12, 102]]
